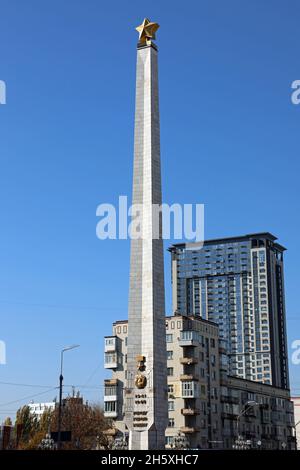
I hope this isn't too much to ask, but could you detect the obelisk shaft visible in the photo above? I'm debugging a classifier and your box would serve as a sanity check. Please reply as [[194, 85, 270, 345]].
[[125, 42, 167, 450]]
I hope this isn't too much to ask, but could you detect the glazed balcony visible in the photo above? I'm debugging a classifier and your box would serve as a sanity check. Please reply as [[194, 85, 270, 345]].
[[104, 352, 118, 369], [179, 331, 199, 347], [104, 336, 117, 353]]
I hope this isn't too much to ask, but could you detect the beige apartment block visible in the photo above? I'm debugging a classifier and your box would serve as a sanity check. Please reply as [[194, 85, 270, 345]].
[[104, 315, 296, 449]]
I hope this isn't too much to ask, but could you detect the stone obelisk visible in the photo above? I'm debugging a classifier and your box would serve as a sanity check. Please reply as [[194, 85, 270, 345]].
[[125, 19, 167, 450]]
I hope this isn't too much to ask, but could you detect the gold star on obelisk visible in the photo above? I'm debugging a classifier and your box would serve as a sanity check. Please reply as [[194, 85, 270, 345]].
[[135, 18, 159, 44]]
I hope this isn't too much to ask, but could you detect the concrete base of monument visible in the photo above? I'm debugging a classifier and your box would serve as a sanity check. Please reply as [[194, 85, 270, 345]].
[[129, 425, 166, 450]]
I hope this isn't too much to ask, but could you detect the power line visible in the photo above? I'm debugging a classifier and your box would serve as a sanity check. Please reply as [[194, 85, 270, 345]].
[[0, 387, 58, 408], [0, 381, 103, 390], [82, 361, 103, 388], [0, 381, 54, 388]]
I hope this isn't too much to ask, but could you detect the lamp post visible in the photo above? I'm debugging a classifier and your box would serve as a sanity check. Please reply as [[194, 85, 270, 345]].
[[57, 344, 80, 450], [234, 400, 259, 449]]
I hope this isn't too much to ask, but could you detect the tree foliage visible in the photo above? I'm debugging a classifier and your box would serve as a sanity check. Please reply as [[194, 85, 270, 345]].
[[50, 398, 111, 449], [13, 398, 111, 450]]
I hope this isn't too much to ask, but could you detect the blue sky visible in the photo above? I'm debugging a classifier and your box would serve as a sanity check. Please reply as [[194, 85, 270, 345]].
[[0, 0, 299, 419]]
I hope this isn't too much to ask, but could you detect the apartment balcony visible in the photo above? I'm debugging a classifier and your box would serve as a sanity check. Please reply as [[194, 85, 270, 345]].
[[104, 379, 118, 402], [104, 378, 118, 386], [181, 380, 198, 399], [104, 409, 118, 418], [180, 374, 198, 381], [104, 394, 117, 402], [180, 426, 199, 434], [180, 357, 198, 365], [104, 398, 118, 418], [104, 352, 118, 369], [179, 331, 198, 347], [181, 408, 199, 416], [104, 336, 117, 353]]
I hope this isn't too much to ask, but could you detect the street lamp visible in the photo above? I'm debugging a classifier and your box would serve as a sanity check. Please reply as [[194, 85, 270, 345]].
[[57, 344, 80, 450], [235, 400, 259, 448]]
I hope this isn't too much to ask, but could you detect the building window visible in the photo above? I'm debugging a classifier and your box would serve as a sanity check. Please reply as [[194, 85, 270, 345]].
[[104, 352, 116, 364], [182, 381, 197, 398], [167, 350, 173, 360], [168, 384, 174, 394], [180, 330, 199, 342], [168, 401, 175, 411], [104, 401, 116, 413], [105, 337, 115, 347], [166, 436, 174, 446], [166, 334, 173, 343], [212, 403, 218, 413], [167, 367, 174, 376], [168, 418, 175, 428], [104, 385, 117, 396]]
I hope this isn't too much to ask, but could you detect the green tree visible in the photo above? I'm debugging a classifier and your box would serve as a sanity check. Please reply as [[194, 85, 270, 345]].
[[15, 405, 39, 449]]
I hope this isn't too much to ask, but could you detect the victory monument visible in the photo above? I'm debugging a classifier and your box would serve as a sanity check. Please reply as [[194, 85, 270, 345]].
[[124, 19, 168, 450]]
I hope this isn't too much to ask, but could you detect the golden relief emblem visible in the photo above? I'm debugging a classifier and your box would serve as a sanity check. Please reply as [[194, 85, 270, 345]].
[[135, 374, 147, 389]]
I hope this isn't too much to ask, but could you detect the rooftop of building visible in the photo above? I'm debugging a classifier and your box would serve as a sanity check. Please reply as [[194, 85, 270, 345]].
[[168, 232, 286, 252], [226, 375, 291, 395], [111, 314, 219, 329]]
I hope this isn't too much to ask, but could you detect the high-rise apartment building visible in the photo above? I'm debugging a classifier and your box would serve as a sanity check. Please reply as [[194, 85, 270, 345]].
[[168, 233, 289, 389]]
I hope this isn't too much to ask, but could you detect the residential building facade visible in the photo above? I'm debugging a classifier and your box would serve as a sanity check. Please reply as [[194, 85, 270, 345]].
[[291, 397, 300, 449], [104, 315, 295, 449], [28, 401, 56, 419], [168, 233, 289, 389]]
